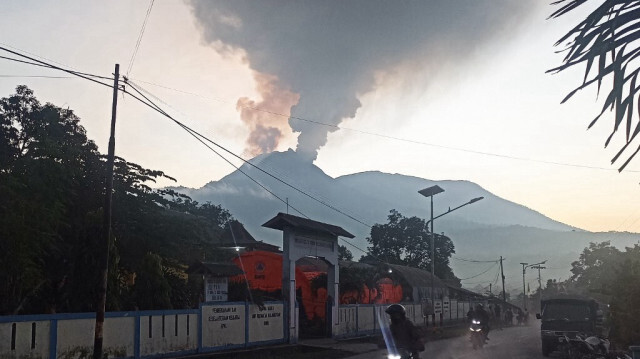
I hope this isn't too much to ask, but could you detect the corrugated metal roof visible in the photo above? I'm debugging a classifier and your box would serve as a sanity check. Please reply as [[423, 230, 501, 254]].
[[387, 263, 447, 289], [262, 213, 354, 238]]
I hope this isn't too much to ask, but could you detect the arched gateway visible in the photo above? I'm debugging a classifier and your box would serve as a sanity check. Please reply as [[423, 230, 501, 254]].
[[262, 213, 354, 343]]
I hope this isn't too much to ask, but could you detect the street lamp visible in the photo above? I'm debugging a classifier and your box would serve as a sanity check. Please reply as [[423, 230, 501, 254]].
[[520, 260, 546, 311], [418, 185, 483, 315]]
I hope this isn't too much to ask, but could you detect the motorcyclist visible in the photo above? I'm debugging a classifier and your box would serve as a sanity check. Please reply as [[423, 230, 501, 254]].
[[385, 304, 424, 358], [472, 304, 490, 341]]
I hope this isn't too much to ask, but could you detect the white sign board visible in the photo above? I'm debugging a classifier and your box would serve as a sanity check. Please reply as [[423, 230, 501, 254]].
[[201, 304, 245, 347], [293, 236, 335, 258], [248, 304, 284, 342], [205, 277, 228, 302]]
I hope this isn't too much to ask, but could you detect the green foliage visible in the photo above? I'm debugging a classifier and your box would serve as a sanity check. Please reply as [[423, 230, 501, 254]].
[[549, 1, 640, 170], [553, 241, 640, 348], [338, 244, 353, 261], [0, 86, 233, 314], [132, 253, 172, 310], [608, 253, 640, 348], [366, 209, 459, 285]]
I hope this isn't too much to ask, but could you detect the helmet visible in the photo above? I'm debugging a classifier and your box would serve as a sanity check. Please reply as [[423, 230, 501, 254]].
[[385, 304, 406, 315]]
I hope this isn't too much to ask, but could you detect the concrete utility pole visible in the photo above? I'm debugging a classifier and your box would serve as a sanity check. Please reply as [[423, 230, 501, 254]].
[[94, 64, 119, 359], [500, 256, 506, 302], [520, 262, 528, 310], [531, 264, 546, 312]]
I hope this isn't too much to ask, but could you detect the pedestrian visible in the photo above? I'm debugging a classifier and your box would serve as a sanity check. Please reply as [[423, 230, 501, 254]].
[[494, 304, 502, 330]]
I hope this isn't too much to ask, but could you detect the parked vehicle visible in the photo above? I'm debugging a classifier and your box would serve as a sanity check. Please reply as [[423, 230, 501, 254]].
[[536, 296, 603, 357]]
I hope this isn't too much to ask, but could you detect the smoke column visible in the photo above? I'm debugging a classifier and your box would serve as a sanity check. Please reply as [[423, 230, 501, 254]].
[[189, 0, 536, 161], [237, 72, 299, 157]]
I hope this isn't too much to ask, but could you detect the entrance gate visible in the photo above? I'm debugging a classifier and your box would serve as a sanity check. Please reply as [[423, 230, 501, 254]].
[[262, 213, 354, 342]]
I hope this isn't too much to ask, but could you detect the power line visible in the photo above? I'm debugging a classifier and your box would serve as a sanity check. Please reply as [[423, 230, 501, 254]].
[[0, 45, 382, 263], [458, 262, 498, 281], [0, 47, 114, 88], [126, 80, 372, 228], [452, 256, 500, 263], [0, 75, 73, 79], [126, 0, 154, 76], [122, 80, 380, 261], [128, 76, 640, 173]]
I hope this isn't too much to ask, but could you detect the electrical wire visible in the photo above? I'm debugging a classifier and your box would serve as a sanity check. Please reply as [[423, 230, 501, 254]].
[[121, 80, 384, 263], [0, 75, 74, 79], [0, 47, 114, 88], [128, 77, 640, 173], [0, 45, 496, 273], [126, 79, 372, 228], [458, 262, 498, 281], [126, 0, 154, 76], [452, 256, 500, 263]]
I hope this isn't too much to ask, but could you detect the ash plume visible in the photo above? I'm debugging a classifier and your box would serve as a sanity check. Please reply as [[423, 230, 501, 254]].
[[189, 0, 537, 162], [237, 72, 299, 157]]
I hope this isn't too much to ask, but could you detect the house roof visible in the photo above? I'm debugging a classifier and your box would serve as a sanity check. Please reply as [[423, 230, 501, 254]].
[[186, 261, 244, 277], [446, 284, 487, 299], [262, 213, 354, 238], [387, 263, 447, 289], [220, 220, 280, 252]]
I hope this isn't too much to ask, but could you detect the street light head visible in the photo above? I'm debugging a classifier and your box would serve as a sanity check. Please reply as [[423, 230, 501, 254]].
[[469, 196, 484, 204], [418, 185, 445, 198]]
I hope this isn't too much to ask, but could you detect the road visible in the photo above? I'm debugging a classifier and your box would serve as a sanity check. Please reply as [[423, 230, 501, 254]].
[[346, 325, 545, 359]]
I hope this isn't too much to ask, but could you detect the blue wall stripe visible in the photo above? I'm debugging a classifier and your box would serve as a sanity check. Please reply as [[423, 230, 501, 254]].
[[49, 319, 57, 359], [244, 303, 249, 348], [134, 314, 141, 359]]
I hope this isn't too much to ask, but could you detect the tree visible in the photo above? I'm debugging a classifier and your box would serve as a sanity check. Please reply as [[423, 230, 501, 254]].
[[0, 86, 233, 314], [551, 241, 640, 348], [549, 1, 640, 171], [338, 244, 353, 261], [568, 241, 622, 301], [366, 209, 459, 285]]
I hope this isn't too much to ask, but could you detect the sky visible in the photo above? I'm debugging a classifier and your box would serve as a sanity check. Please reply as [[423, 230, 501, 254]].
[[2, 0, 640, 235]]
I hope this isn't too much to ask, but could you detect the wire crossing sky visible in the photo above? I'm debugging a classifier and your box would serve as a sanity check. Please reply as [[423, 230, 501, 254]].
[[1, 1, 640, 235]]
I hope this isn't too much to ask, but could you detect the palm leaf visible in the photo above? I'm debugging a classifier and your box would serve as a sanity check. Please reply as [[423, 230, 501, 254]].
[[551, 0, 640, 168]]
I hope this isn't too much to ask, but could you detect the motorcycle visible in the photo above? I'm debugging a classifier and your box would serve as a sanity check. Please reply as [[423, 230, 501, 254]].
[[469, 319, 486, 349]]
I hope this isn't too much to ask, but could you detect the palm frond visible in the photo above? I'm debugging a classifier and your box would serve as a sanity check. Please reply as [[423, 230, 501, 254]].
[[550, 0, 640, 169]]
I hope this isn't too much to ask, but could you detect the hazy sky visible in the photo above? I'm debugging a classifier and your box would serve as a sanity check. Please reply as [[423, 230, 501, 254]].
[[2, 0, 640, 234]]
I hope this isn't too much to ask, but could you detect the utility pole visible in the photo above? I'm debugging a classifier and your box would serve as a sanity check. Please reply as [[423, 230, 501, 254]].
[[489, 283, 492, 296], [531, 264, 546, 313], [94, 64, 119, 359], [500, 256, 506, 302], [520, 262, 528, 310]]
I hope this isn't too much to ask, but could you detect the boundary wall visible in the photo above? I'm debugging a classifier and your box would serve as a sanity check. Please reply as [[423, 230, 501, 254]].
[[335, 299, 483, 338], [0, 302, 285, 359]]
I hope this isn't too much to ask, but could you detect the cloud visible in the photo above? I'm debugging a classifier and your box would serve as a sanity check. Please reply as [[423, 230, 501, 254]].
[[189, 0, 537, 161]]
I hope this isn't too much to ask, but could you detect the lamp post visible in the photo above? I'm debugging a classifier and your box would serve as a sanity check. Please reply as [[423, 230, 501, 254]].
[[418, 185, 483, 316], [520, 260, 546, 311]]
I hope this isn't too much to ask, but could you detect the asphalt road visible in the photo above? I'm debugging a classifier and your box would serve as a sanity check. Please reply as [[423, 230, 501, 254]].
[[346, 324, 545, 359]]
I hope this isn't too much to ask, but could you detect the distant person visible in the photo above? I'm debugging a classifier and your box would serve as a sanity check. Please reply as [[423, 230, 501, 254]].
[[505, 308, 513, 326], [494, 305, 502, 329], [467, 306, 475, 323], [516, 309, 524, 325], [385, 304, 424, 358]]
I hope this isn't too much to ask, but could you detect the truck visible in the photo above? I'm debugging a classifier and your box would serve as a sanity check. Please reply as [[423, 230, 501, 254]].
[[536, 296, 603, 357]]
